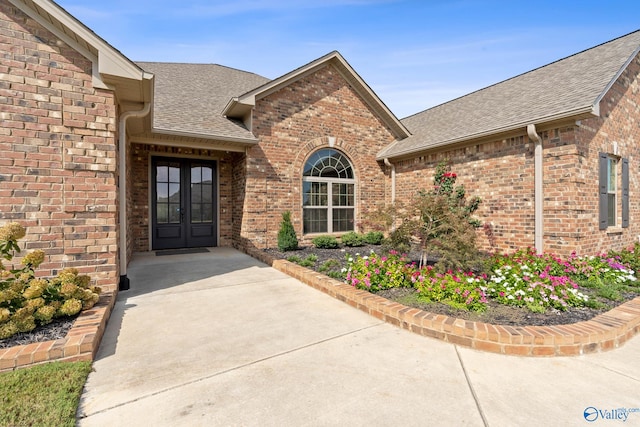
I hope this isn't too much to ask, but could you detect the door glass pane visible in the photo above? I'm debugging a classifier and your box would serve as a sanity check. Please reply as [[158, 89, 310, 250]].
[[192, 186, 202, 204], [156, 183, 168, 201], [203, 204, 213, 222], [191, 167, 202, 184], [191, 204, 202, 223], [303, 208, 328, 233], [202, 167, 212, 183], [156, 163, 182, 225], [157, 204, 168, 223], [169, 205, 181, 223], [157, 166, 168, 182], [168, 183, 180, 203], [202, 184, 213, 204], [169, 166, 180, 183], [190, 166, 213, 224]]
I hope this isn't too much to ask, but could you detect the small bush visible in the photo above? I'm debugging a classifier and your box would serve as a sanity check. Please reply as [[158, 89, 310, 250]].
[[341, 232, 364, 247], [0, 223, 101, 340], [318, 259, 345, 280], [363, 231, 384, 245], [277, 211, 298, 251], [312, 235, 339, 249]]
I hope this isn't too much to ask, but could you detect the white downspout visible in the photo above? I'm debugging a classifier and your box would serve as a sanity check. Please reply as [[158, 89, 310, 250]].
[[118, 103, 151, 290], [384, 158, 396, 203], [527, 124, 544, 255]]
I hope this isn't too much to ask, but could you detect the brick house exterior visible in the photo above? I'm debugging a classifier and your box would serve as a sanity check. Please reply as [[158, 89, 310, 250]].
[[380, 35, 640, 257], [3, 1, 640, 294]]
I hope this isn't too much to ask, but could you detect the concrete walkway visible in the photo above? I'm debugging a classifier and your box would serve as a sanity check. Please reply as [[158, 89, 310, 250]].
[[77, 248, 640, 426]]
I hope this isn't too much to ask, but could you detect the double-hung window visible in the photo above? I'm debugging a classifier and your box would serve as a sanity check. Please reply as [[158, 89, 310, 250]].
[[303, 149, 355, 234], [599, 153, 629, 230]]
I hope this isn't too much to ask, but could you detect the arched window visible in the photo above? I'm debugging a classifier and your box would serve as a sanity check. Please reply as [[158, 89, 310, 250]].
[[303, 148, 355, 234]]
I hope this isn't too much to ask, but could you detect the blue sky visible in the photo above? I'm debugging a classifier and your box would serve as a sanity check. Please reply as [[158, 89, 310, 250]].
[[55, 0, 639, 118]]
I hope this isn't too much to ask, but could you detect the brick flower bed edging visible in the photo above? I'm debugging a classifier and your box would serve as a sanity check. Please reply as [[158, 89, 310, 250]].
[[0, 292, 115, 372], [245, 247, 640, 357]]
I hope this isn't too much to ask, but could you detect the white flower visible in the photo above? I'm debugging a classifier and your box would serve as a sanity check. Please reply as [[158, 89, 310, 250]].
[[507, 295, 514, 300], [363, 256, 369, 260], [341, 268, 347, 273]]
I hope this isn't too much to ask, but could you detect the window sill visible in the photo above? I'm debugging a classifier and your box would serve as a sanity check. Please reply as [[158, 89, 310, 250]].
[[606, 227, 624, 235]]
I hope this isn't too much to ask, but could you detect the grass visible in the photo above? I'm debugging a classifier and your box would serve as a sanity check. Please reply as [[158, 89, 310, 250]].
[[0, 361, 91, 427]]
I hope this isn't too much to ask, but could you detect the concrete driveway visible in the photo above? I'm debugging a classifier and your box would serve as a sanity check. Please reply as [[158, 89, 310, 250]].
[[77, 248, 640, 426]]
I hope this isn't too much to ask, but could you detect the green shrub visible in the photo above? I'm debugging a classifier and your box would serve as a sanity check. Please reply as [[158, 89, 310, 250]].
[[341, 232, 364, 247], [286, 255, 317, 267], [363, 231, 384, 245], [312, 235, 339, 249], [0, 223, 101, 340], [277, 211, 298, 251]]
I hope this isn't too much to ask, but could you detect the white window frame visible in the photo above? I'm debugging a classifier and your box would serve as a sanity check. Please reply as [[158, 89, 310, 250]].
[[302, 149, 356, 234]]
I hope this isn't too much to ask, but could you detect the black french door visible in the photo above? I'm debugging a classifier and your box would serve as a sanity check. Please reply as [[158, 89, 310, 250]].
[[151, 157, 217, 250]]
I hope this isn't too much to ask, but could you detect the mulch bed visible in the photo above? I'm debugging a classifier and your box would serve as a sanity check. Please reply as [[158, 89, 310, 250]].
[[0, 316, 77, 349]]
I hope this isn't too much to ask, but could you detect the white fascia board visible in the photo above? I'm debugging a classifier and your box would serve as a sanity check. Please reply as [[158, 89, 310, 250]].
[[14, 0, 147, 88]]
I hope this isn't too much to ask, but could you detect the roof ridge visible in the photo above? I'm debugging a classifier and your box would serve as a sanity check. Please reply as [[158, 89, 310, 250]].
[[401, 29, 640, 121], [135, 61, 270, 80]]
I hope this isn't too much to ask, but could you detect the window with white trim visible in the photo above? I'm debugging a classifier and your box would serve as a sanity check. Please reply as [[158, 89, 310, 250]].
[[599, 153, 629, 230], [303, 149, 355, 234]]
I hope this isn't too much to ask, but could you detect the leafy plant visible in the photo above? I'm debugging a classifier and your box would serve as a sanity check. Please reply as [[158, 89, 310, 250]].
[[312, 235, 339, 249], [412, 268, 488, 312], [277, 211, 298, 251], [344, 245, 640, 314], [0, 223, 101, 340], [363, 231, 384, 245], [365, 162, 484, 272], [346, 250, 412, 292], [341, 232, 364, 247], [318, 259, 346, 280]]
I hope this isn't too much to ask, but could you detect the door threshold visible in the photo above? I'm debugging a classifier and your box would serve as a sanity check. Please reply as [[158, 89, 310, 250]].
[[155, 248, 211, 256]]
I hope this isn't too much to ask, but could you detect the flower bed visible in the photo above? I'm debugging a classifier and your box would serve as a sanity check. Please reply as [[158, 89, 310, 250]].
[[345, 247, 640, 315]]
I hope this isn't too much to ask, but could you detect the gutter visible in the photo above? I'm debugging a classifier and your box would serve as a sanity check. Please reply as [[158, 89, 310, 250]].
[[527, 124, 544, 255], [118, 103, 151, 291], [377, 105, 598, 161]]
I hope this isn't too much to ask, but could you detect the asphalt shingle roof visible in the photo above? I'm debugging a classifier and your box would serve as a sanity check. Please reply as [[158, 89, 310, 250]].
[[137, 62, 270, 141], [379, 30, 640, 160]]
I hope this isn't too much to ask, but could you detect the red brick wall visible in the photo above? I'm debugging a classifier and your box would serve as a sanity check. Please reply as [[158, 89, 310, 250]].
[[129, 143, 238, 251], [394, 52, 640, 257], [570, 51, 640, 255], [239, 64, 397, 249], [0, 3, 118, 291]]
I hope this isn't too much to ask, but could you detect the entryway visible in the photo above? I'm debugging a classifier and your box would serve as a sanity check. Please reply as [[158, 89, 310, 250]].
[[151, 157, 217, 250]]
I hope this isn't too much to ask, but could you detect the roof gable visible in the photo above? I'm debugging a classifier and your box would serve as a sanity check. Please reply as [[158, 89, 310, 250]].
[[379, 30, 640, 160], [10, 0, 152, 104], [224, 51, 410, 140], [136, 62, 270, 142]]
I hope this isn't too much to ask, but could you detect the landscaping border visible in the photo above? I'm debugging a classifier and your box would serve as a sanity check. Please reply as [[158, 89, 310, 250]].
[[246, 247, 640, 357], [0, 292, 115, 372]]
